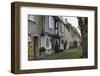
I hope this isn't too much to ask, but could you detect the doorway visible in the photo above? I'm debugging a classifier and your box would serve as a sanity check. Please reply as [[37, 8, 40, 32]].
[[33, 36, 39, 58]]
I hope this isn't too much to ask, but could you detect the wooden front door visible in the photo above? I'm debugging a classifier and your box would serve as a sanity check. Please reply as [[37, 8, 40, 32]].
[[33, 37, 39, 58]]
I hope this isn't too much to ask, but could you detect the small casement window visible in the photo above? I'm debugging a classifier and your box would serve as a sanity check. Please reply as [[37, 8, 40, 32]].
[[61, 40, 64, 44], [55, 21, 58, 28], [48, 16, 54, 29], [46, 38, 50, 48], [28, 15, 36, 24], [55, 29, 58, 34]]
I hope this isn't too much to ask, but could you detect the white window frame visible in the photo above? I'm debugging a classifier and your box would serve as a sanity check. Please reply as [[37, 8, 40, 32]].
[[48, 16, 54, 29]]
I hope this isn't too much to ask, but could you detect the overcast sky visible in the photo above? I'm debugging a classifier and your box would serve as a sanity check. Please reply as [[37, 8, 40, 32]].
[[63, 16, 81, 35]]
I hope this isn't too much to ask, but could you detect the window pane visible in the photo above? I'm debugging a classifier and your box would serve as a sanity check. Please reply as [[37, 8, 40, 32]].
[[49, 16, 54, 29]]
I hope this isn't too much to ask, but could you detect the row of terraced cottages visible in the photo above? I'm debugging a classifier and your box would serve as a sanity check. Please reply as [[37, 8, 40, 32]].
[[28, 15, 81, 60]]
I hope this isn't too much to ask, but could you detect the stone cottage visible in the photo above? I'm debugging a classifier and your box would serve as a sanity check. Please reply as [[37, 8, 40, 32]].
[[64, 18, 81, 50], [28, 15, 65, 60]]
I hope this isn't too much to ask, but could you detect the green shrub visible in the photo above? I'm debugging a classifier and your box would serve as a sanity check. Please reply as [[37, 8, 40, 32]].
[[39, 47, 46, 52], [59, 49, 64, 52]]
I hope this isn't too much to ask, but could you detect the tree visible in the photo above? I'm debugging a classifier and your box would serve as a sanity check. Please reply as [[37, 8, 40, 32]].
[[77, 17, 88, 58]]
